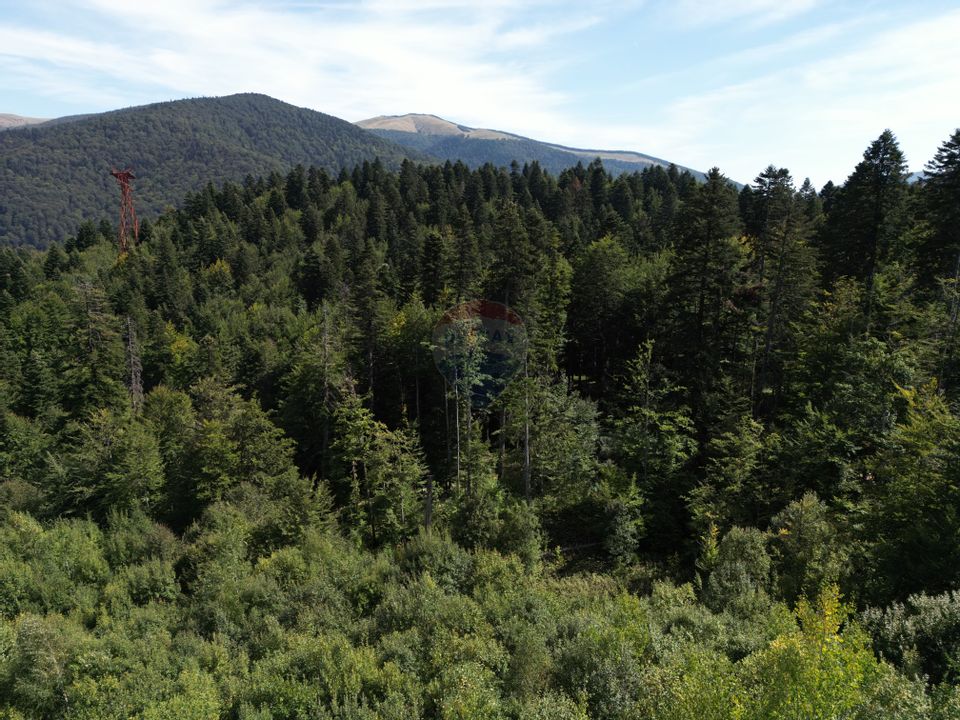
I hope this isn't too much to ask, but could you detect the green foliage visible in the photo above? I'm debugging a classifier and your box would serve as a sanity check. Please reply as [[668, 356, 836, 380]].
[[610, 340, 695, 550], [739, 586, 884, 720], [702, 527, 773, 617], [638, 648, 741, 720], [689, 415, 770, 531], [768, 492, 848, 605], [866, 383, 960, 600], [0, 128, 957, 715], [54, 408, 165, 518], [863, 589, 960, 684], [819, 130, 909, 295], [554, 592, 649, 719], [500, 376, 599, 505], [0, 94, 422, 248], [333, 390, 427, 547]]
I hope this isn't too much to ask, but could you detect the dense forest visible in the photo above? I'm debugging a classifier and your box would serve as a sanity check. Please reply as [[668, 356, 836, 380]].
[[0, 94, 421, 248], [1, 127, 960, 718]]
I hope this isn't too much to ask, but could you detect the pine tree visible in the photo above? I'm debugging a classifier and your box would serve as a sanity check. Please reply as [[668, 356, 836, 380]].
[[279, 301, 351, 482], [60, 281, 127, 419], [611, 340, 696, 548], [866, 382, 960, 600], [333, 389, 427, 546], [452, 205, 482, 301], [743, 167, 819, 416], [818, 130, 908, 328], [285, 164, 308, 211], [420, 227, 449, 305], [919, 130, 960, 392], [666, 167, 744, 422], [54, 408, 165, 518], [487, 201, 535, 311], [295, 242, 326, 309]]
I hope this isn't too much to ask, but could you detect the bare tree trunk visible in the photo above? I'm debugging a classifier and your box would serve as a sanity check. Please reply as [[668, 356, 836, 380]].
[[454, 374, 461, 495], [937, 247, 960, 392], [415, 375, 421, 425], [465, 395, 473, 497], [444, 381, 451, 477], [125, 315, 143, 414], [523, 366, 531, 503], [368, 342, 375, 397], [320, 310, 332, 484], [498, 406, 506, 481], [424, 471, 434, 531], [362, 459, 377, 545]]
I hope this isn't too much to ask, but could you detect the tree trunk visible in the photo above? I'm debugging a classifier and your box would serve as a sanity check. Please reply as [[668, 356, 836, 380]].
[[498, 406, 506, 482], [465, 396, 473, 497], [424, 471, 434, 531], [125, 315, 143, 414], [523, 367, 531, 503], [937, 246, 960, 392], [454, 374, 461, 495]]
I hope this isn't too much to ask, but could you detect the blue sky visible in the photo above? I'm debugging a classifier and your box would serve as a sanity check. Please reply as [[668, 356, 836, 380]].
[[1, 0, 958, 186]]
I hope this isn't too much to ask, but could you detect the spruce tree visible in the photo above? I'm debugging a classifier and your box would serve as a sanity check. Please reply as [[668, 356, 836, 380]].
[[818, 130, 908, 328]]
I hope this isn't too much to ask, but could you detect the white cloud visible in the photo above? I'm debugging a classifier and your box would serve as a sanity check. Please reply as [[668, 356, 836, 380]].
[[666, 0, 821, 28], [544, 8, 960, 185], [0, 0, 587, 133], [1, 0, 957, 187]]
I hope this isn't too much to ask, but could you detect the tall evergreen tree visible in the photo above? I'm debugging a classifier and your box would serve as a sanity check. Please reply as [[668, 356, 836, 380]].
[[918, 129, 960, 391], [818, 130, 908, 328], [666, 167, 744, 424]]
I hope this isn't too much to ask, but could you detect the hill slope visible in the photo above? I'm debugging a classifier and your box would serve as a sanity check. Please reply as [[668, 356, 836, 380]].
[[357, 113, 705, 179], [0, 94, 424, 247]]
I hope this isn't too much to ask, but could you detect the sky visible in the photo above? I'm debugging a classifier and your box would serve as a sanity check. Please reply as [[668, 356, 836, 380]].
[[1, 0, 958, 186]]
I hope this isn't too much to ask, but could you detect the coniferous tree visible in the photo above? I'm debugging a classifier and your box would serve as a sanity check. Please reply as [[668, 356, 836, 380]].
[[818, 130, 908, 328], [918, 129, 960, 392], [743, 167, 819, 416], [610, 340, 696, 548], [666, 167, 743, 424]]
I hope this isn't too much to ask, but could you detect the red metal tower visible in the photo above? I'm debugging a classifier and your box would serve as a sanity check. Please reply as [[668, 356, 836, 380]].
[[110, 168, 139, 253]]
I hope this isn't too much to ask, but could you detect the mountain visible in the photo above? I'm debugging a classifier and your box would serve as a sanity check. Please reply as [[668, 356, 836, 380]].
[[0, 114, 48, 131], [0, 94, 424, 248], [357, 113, 705, 179]]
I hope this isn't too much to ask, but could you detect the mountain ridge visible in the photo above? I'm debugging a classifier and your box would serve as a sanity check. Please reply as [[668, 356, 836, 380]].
[[357, 112, 705, 178]]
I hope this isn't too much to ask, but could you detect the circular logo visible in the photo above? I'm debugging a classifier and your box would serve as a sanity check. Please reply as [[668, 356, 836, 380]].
[[432, 300, 528, 408]]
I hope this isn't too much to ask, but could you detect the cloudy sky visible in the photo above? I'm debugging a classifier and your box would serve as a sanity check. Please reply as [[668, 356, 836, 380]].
[[1, 0, 958, 186]]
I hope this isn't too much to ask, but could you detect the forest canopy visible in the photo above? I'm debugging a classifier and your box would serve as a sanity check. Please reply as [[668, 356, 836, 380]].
[[2, 127, 960, 717]]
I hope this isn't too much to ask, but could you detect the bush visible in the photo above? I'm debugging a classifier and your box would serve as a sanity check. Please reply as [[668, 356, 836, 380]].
[[555, 593, 648, 720], [862, 589, 960, 683], [703, 526, 772, 616]]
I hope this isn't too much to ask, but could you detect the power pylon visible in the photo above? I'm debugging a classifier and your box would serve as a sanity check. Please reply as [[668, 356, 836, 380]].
[[110, 168, 139, 253]]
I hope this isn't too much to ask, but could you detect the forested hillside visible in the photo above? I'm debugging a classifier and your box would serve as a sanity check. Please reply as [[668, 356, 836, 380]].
[[0, 94, 423, 248], [1, 128, 960, 717]]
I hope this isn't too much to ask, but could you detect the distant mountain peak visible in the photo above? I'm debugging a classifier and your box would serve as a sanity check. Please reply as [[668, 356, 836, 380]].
[[357, 114, 515, 140], [0, 113, 48, 131]]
